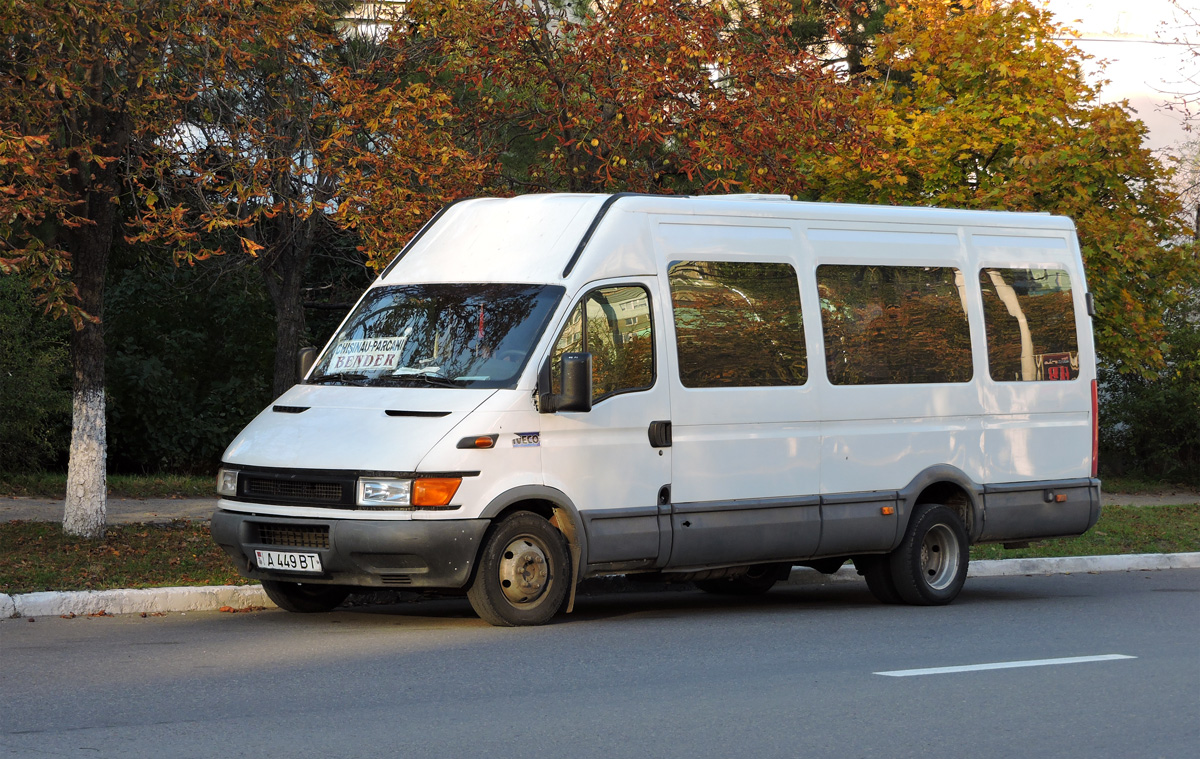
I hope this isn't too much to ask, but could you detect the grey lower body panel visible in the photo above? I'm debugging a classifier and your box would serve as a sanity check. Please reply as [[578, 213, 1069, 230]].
[[977, 479, 1101, 543], [666, 497, 821, 569], [578, 478, 1100, 573], [210, 509, 489, 589]]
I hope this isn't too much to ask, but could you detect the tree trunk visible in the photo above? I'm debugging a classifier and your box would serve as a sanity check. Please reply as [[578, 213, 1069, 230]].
[[262, 239, 311, 399], [270, 272, 307, 398], [62, 201, 114, 539]]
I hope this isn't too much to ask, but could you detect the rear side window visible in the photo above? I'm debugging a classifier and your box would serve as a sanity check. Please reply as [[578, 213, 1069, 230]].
[[667, 261, 807, 388], [818, 265, 972, 385], [979, 268, 1079, 381]]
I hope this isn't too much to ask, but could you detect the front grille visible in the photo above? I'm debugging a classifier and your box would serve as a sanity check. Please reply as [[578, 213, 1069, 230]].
[[253, 523, 330, 549], [380, 574, 413, 586], [244, 477, 345, 505]]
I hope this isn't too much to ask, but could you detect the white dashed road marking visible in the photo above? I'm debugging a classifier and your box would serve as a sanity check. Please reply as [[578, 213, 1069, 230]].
[[875, 654, 1136, 677]]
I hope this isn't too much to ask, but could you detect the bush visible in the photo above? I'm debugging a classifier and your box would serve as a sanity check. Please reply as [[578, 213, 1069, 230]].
[[0, 274, 71, 471], [104, 257, 276, 474], [1099, 287, 1200, 484]]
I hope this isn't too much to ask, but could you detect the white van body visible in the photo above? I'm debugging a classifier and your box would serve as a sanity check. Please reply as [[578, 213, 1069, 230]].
[[212, 193, 1101, 624]]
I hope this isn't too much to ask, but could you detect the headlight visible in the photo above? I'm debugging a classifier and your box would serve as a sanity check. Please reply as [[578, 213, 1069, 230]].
[[216, 468, 238, 497], [357, 478, 412, 508]]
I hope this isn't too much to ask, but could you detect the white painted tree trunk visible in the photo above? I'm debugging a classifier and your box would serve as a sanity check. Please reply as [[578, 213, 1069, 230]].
[[62, 385, 107, 539]]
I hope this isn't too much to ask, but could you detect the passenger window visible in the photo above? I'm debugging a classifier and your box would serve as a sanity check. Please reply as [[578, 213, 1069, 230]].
[[818, 265, 972, 385], [667, 261, 807, 388], [979, 268, 1079, 381], [550, 286, 655, 402]]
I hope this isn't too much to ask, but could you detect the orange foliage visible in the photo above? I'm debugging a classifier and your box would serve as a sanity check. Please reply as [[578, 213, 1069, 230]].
[[393, 0, 876, 197]]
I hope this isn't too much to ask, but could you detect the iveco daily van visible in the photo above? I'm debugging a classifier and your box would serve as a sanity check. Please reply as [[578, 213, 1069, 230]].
[[211, 193, 1101, 625]]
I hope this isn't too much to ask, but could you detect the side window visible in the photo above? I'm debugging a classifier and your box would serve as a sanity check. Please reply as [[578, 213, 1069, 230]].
[[667, 260, 807, 387], [551, 285, 655, 402], [979, 268, 1079, 381], [818, 265, 973, 385]]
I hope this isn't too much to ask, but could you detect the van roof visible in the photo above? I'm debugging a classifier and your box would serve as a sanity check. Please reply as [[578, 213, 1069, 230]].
[[380, 193, 1076, 286]]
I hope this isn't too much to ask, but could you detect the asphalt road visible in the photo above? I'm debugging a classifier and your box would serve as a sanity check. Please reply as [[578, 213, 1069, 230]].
[[2, 570, 1197, 759]]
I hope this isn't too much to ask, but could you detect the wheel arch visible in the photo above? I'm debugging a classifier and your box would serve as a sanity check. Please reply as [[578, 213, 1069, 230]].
[[898, 465, 984, 543], [479, 485, 587, 611]]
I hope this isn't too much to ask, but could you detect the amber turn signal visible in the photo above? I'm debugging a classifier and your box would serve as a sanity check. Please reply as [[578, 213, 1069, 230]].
[[456, 434, 498, 449], [880, 506, 895, 515], [412, 478, 462, 507]]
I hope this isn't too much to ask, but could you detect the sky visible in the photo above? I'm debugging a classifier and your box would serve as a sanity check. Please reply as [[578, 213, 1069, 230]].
[[1038, 0, 1196, 152]]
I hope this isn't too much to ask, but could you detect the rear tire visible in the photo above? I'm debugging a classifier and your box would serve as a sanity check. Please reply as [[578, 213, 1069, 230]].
[[467, 512, 571, 627], [261, 580, 350, 613], [889, 503, 969, 605]]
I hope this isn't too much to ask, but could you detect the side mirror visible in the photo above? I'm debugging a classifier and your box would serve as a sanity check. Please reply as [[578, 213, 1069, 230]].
[[298, 347, 317, 379], [537, 352, 593, 414]]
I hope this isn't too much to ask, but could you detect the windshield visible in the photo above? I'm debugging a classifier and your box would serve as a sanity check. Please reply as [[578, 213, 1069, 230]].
[[308, 283, 565, 388]]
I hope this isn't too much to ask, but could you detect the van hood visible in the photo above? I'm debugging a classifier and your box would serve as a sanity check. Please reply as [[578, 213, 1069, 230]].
[[221, 384, 496, 472]]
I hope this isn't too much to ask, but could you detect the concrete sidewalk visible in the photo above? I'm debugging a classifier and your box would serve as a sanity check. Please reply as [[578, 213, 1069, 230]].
[[0, 496, 217, 524]]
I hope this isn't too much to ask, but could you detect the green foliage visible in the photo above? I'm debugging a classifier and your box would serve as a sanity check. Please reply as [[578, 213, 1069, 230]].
[[103, 255, 276, 474], [0, 273, 70, 471], [1099, 288, 1200, 484]]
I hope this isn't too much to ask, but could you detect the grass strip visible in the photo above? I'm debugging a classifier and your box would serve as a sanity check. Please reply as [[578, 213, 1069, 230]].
[[0, 520, 247, 595], [1, 506, 1196, 595], [970, 505, 1199, 560], [0, 473, 214, 499]]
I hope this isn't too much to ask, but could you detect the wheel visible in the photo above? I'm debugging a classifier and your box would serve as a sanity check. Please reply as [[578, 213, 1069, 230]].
[[888, 503, 969, 605], [261, 580, 351, 613], [467, 512, 571, 626], [695, 563, 788, 596], [853, 554, 903, 604]]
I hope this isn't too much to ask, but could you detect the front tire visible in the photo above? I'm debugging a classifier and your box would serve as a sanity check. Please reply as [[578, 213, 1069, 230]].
[[889, 503, 969, 605], [467, 513, 571, 627], [261, 580, 351, 613]]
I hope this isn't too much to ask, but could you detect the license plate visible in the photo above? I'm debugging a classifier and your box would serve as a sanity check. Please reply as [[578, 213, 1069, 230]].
[[255, 549, 323, 574]]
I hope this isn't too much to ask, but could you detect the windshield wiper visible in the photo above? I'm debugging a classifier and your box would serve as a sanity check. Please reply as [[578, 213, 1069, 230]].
[[308, 372, 370, 386], [376, 373, 463, 388]]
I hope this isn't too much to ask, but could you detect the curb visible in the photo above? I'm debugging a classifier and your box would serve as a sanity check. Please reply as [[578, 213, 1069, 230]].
[[1, 585, 274, 619], [4, 552, 1199, 619], [780, 551, 1200, 586]]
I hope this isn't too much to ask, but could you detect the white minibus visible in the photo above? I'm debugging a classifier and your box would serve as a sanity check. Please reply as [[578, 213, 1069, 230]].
[[211, 193, 1101, 625]]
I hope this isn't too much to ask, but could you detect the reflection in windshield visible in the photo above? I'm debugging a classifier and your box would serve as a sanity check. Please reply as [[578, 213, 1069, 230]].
[[309, 283, 564, 388]]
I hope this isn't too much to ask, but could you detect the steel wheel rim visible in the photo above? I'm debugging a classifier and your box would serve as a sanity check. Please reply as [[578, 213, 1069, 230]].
[[498, 534, 550, 604], [920, 524, 959, 591]]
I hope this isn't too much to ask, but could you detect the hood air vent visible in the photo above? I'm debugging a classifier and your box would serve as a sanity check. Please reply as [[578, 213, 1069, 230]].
[[385, 410, 451, 418]]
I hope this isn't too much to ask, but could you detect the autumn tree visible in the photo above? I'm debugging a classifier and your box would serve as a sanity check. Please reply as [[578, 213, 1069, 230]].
[[823, 0, 1199, 374], [0, 0, 208, 537], [396, 0, 874, 199], [1, 0, 484, 536], [136, 0, 487, 396]]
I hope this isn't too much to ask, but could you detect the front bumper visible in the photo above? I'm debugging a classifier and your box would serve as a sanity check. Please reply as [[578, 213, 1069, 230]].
[[210, 509, 489, 590]]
